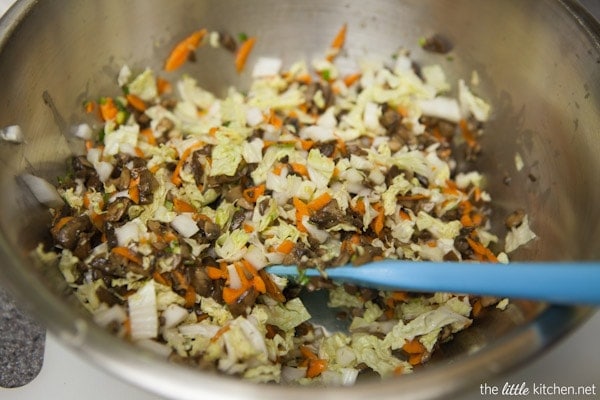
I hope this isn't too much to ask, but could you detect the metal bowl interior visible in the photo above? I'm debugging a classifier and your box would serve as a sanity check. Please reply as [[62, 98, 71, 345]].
[[0, 0, 598, 399]]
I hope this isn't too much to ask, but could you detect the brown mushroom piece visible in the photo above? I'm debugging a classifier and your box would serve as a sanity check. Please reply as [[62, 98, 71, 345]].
[[52, 215, 92, 250]]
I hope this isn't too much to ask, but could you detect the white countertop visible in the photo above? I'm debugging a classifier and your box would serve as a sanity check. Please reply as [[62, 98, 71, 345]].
[[0, 0, 598, 399]]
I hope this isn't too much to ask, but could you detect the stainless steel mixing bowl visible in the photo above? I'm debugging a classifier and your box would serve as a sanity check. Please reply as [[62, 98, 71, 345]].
[[0, 1, 598, 399]]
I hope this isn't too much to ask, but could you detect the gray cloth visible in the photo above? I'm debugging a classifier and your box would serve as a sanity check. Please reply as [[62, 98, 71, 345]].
[[0, 287, 45, 388]]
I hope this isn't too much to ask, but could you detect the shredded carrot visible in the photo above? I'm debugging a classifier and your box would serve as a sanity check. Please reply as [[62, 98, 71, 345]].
[[234, 36, 257, 73], [128, 176, 140, 204], [206, 266, 226, 280], [296, 73, 313, 85], [51, 216, 73, 236], [306, 359, 328, 378], [472, 299, 483, 317], [307, 192, 333, 212], [152, 271, 170, 286], [408, 353, 424, 366], [343, 72, 362, 87], [242, 183, 266, 203], [84, 100, 96, 114], [293, 197, 309, 232], [173, 197, 197, 213], [140, 128, 157, 146], [351, 198, 366, 215], [243, 223, 254, 233], [164, 29, 208, 72], [397, 194, 430, 201], [171, 141, 204, 186], [298, 139, 315, 151], [156, 77, 172, 95], [126, 93, 147, 112], [268, 110, 283, 129], [184, 285, 196, 308], [399, 209, 411, 221], [210, 324, 231, 343], [371, 202, 385, 235], [111, 246, 142, 265], [276, 239, 295, 254], [289, 162, 308, 177], [326, 23, 347, 61], [402, 338, 426, 354], [459, 118, 478, 148], [99, 97, 118, 121], [258, 269, 286, 303], [390, 291, 409, 302]]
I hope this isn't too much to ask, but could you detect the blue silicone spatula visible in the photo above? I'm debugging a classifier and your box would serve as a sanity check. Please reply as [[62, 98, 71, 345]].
[[266, 260, 600, 305]]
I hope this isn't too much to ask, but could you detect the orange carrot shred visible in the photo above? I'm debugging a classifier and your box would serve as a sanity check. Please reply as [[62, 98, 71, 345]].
[[290, 162, 309, 177], [171, 141, 204, 186], [99, 97, 118, 121], [326, 23, 347, 61], [164, 29, 208, 72], [235, 36, 257, 73], [306, 359, 328, 378], [402, 338, 426, 354], [307, 192, 333, 211], [242, 183, 266, 203], [126, 93, 147, 112], [173, 197, 197, 213], [111, 246, 142, 265], [343, 72, 362, 87], [276, 239, 295, 254], [293, 197, 309, 232], [128, 176, 140, 204]]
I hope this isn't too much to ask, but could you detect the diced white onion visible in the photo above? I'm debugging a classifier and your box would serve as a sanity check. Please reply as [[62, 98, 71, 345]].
[[245, 107, 264, 127], [128, 280, 158, 340], [71, 123, 93, 140], [93, 305, 127, 328], [20, 173, 64, 208], [302, 215, 329, 243], [281, 366, 307, 383], [115, 220, 142, 246], [0, 125, 24, 143], [161, 304, 189, 329], [300, 125, 336, 142], [418, 97, 461, 123], [95, 161, 114, 183], [170, 213, 199, 238], [227, 263, 242, 290], [243, 244, 269, 270], [136, 339, 172, 358], [252, 57, 283, 78], [178, 322, 220, 337]]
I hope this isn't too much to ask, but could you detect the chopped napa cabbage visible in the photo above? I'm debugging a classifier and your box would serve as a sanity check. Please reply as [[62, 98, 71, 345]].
[[210, 142, 243, 177], [350, 333, 408, 377], [421, 64, 451, 93], [128, 280, 158, 340], [307, 148, 335, 189], [328, 285, 364, 309], [177, 75, 216, 110], [381, 174, 412, 215], [215, 229, 249, 262], [58, 249, 79, 284], [416, 211, 462, 240], [505, 214, 537, 253], [200, 296, 233, 325], [384, 305, 471, 350], [257, 298, 311, 331], [103, 124, 139, 156], [458, 79, 491, 122], [251, 144, 294, 184], [252, 196, 279, 232], [128, 68, 158, 101]]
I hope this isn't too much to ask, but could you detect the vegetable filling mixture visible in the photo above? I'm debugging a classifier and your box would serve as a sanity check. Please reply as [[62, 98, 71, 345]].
[[37, 25, 536, 385]]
